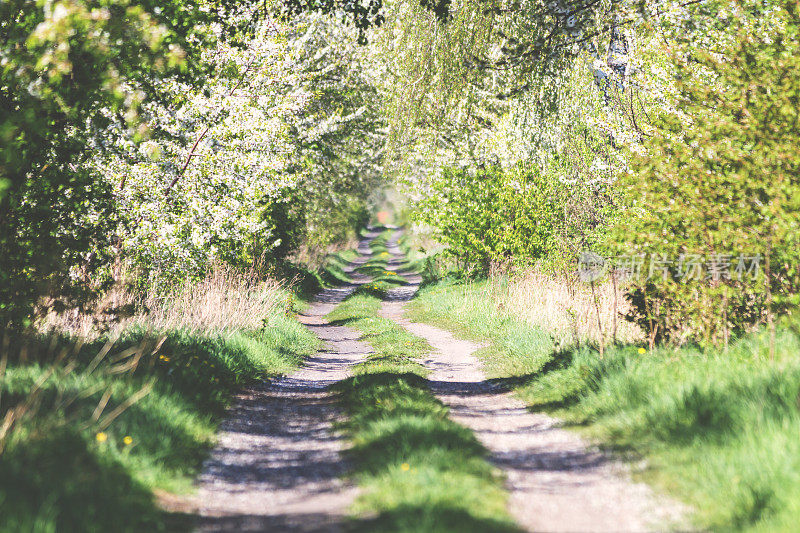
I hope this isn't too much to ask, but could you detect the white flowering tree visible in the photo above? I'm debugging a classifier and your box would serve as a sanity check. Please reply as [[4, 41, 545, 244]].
[[92, 11, 386, 287], [1, 0, 387, 325]]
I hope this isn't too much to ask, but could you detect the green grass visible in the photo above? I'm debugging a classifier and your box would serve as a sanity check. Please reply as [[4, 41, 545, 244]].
[[0, 312, 319, 532], [327, 273, 517, 531], [408, 279, 800, 532]]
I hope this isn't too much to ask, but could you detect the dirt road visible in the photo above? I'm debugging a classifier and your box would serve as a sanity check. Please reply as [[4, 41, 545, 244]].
[[193, 234, 378, 532], [194, 228, 686, 532]]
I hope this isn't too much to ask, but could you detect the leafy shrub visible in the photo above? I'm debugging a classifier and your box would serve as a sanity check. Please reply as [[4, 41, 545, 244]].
[[414, 164, 563, 272], [614, 0, 800, 345]]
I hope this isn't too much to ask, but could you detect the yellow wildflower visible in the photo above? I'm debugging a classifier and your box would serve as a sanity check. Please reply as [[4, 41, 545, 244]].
[[123, 436, 133, 446], [638, 347, 646, 354], [96, 432, 108, 443], [401, 463, 410, 472]]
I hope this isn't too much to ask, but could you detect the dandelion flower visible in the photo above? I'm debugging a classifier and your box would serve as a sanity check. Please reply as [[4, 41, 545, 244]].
[[401, 463, 410, 472], [638, 347, 646, 354], [123, 436, 133, 446], [96, 432, 108, 443]]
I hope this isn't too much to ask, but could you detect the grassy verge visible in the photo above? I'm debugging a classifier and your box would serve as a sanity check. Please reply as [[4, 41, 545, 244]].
[[0, 309, 318, 531], [326, 268, 517, 531], [408, 280, 800, 532]]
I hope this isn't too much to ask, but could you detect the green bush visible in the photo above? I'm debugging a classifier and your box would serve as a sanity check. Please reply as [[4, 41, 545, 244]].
[[414, 164, 562, 271], [0, 0, 236, 329], [614, 0, 800, 345]]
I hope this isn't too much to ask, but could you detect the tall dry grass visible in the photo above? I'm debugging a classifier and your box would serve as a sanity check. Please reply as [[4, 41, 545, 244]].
[[39, 265, 289, 338], [142, 266, 287, 332], [490, 268, 641, 345]]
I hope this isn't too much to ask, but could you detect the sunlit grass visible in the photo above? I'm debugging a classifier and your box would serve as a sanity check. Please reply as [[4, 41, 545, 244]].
[[0, 311, 319, 531]]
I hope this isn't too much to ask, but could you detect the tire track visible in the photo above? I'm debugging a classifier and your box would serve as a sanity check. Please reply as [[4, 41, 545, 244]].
[[379, 231, 687, 532], [193, 232, 379, 532]]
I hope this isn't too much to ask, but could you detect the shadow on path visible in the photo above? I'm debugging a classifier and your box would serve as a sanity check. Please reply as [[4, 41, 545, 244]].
[[192, 230, 383, 532]]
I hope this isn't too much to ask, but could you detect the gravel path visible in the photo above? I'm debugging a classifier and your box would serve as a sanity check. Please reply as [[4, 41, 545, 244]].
[[193, 233, 378, 532], [192, 227, 687, 532], [379, 233, 687, 532]]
